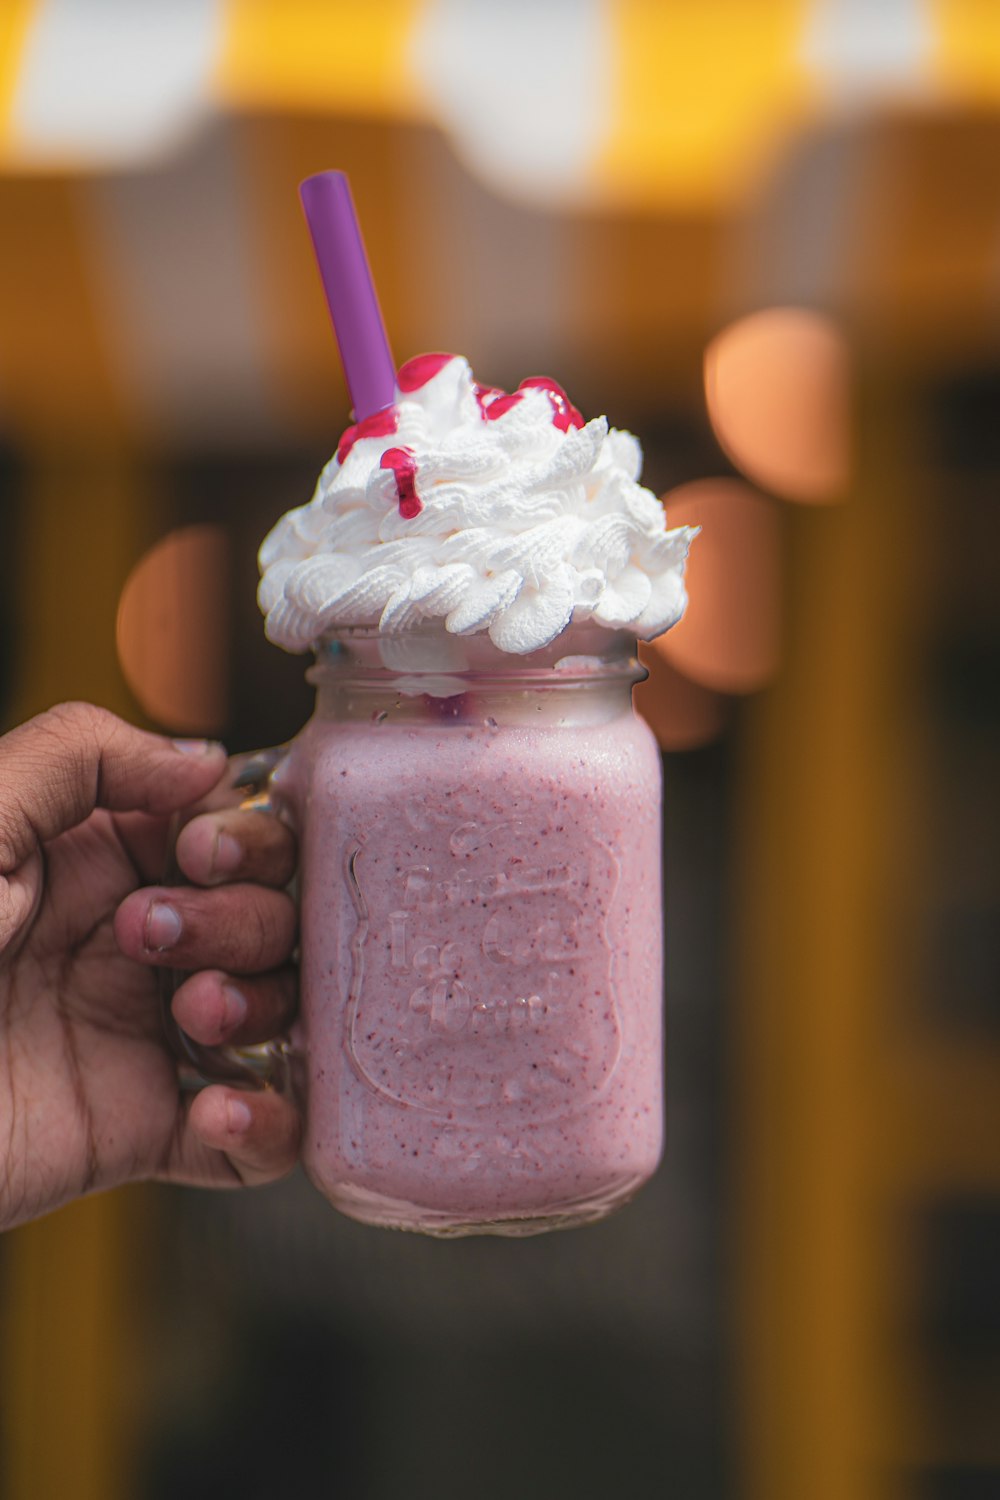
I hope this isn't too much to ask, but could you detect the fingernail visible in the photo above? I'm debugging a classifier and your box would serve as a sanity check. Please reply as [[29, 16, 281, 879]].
[[173, 739, 223, 757], [145, 900, 182, 951], [222, 985, 248, 1032], [226, 1097, 252, 1134], [212, 831, 243, 876]]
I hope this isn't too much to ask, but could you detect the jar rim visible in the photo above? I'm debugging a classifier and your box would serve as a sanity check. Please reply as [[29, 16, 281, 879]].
[[308, 620, 643, 689]]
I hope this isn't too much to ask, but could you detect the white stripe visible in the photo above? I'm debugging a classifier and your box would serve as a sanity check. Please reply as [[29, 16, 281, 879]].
[[394, 131, 575, 383], [802, 0, 933, 98], [11, 0, 222, 166], [79, 123, 279, 441], [410, 0, 612, 205]]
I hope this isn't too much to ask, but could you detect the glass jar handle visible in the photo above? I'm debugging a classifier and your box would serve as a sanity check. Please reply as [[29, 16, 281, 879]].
[[160, 746, 299, 1095]]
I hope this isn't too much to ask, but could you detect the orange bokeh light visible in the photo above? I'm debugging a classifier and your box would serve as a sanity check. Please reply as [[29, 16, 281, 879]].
[[635, 643, 728, 752], [659, 478, 781, 694], [116, 524, 231, 734], [704, 307, 850, 503]]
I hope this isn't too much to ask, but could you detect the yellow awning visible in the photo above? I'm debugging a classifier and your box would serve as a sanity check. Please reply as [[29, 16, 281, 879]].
[[1, 0, 998, 207]]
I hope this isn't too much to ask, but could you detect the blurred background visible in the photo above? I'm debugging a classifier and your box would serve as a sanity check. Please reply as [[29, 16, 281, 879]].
[[1, 2, 999, 1497]]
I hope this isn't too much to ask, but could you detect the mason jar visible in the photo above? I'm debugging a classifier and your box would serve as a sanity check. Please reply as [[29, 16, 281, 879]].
[[268, 621, 664, 1236]]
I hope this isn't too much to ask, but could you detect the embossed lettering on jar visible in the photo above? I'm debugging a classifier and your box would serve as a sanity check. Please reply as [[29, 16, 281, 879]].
[[278, 624, 664, 1236]]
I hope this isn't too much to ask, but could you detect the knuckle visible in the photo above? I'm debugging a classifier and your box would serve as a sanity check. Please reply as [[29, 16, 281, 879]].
[[245, 898, 274, 967], [214, 892, 272, 969], [240, 812, 297, 871], [26, 704, 121, 785], [0, 807, 22, 873], [35, 701, 109, 748]]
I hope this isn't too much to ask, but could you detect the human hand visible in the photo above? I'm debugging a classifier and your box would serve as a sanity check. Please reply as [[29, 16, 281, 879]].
[[0, 703, 299, 1231]]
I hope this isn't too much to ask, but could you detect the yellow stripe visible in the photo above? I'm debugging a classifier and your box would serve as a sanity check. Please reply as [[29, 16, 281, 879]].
[[0, 167, 146, 1500], [597, 0, 814, 208], [0, 0, 37, 152], [930, 0, 1000, 102], [217, 0, 425, 117], [0, 443, 148, 1500], [735, 485, 898, 1498], [0, 178, 124, 439], [1, 1195, 146, 1500]]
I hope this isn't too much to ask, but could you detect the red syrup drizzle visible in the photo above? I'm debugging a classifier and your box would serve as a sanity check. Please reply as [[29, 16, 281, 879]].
[[473, 381, 504, 417], [480, 377, 585, 432], [518, 377, 585, 432], [337, 407, 398, 464], [482, 391, 523, 421], [380, 447, 422, 519], [394, 355, 584, 432], [396, 352, 455, 392], [369, 359, 585, 522]]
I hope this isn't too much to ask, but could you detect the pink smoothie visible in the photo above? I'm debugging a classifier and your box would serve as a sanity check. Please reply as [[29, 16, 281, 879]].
[[288, 702, 663, 1235]]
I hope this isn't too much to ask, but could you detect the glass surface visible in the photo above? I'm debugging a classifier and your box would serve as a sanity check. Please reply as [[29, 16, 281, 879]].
[[279, 626, 665, 1235]]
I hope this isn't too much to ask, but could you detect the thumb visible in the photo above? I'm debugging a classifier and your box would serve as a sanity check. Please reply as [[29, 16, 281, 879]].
[[0, 702, 228, 874]]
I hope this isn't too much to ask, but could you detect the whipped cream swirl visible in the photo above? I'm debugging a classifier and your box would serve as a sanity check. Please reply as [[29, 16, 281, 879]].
[[259, 354, 696, 656]]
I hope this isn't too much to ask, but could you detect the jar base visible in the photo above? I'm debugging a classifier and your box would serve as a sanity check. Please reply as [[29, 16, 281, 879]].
[[321, 1174, 649, 1238]]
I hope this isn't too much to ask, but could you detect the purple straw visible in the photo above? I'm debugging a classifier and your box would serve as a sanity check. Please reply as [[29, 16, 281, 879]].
[[299, 170, 396, 422]]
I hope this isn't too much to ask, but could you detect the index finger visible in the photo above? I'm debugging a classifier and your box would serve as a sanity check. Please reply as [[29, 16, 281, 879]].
[[0, 703, 228, 875]]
